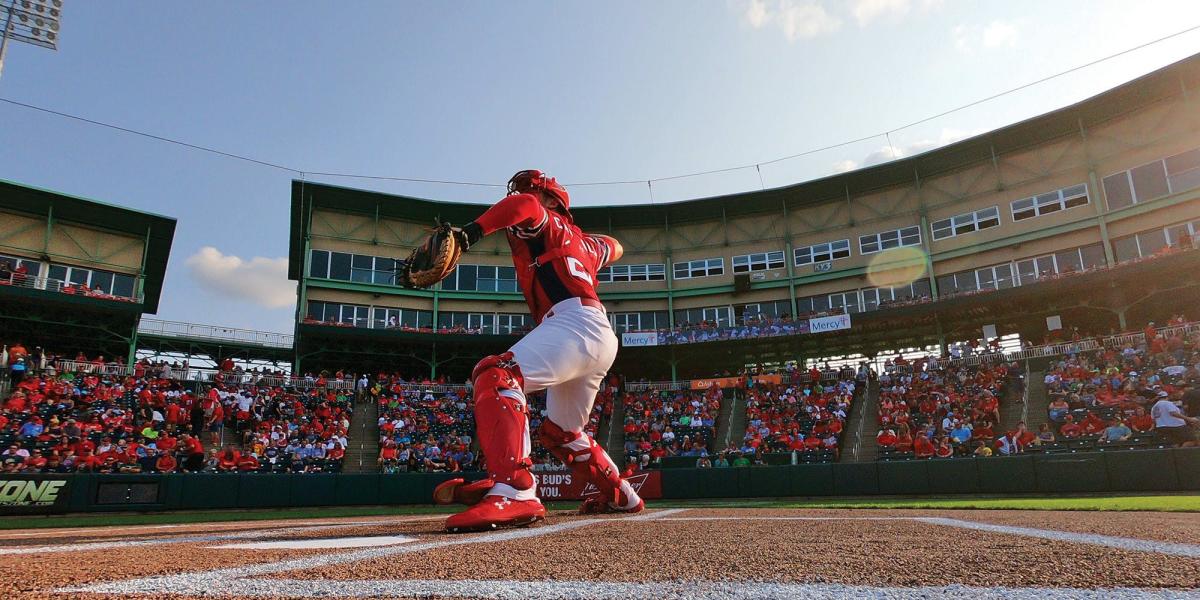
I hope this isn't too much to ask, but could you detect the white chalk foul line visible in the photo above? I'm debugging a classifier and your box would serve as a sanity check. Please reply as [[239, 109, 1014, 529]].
[[0, 516, 431, 539], [209, 535, 418, 550], [70, 578, 1200, 599], [659, 516, 1200, 559], [916, 518, 1200, 559], [0, 519, 425, 555], [58, 509, 689, 596]]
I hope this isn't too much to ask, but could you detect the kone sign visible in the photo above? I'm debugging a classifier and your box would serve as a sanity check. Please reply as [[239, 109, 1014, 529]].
[[0, 476, 71, 514]]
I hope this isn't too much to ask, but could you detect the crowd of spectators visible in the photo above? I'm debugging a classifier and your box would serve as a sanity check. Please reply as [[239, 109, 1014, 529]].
[[622, 384, 720, 468], [373, 376, 476, 474], [874, 356, 1016, 460], [530, 374, 619, 467], [736, 375, 853, 463], [0, 344, 351, 475], [1040, 317, 1200, 451]]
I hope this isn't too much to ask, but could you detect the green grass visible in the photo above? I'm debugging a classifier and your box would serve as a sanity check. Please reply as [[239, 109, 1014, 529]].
[[5, 494, 1196, 530]]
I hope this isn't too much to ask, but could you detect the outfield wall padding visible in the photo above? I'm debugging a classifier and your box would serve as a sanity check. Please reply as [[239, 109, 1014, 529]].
[[3, 448, 1197, 515]]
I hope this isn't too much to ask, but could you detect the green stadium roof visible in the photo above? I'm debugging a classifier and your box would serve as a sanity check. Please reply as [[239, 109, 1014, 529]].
[[0, 179, 177, 313], [289, 52, 1200, 279]]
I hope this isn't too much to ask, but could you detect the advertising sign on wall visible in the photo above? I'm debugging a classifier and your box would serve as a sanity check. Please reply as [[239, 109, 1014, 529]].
[[688, 374, 783, 391], [808, 313, 852, 333], [0, 475, 72, 515], [621, 332, 660, 347], [536, 469, 662, 501]]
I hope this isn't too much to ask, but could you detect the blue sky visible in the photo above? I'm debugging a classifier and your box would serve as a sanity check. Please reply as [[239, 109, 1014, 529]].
[[1, 0, 1198, 334]]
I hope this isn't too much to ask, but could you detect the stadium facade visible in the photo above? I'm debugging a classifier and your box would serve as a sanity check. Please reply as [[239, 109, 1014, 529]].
[[0, 180, 176, 364], [287, 54, 1200, 379]]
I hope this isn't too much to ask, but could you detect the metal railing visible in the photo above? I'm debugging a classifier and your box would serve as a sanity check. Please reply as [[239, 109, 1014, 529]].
[[880, 321, 1198, 376], [138, 318, 294, 349], [48, 360, 356, 391], [0, 274, 142, 303], [625, 380, 692, 392]]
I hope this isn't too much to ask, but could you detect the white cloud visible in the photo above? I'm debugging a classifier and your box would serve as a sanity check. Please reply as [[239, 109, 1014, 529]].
[[982, 20, 1019, 48], [739, 0, 842, 41], [851, 0, 910, 27], [745, 0, 770, 28], [832, 159, 859, 173], [863, 145, 906, 167], [836, 128, 981, 172], [185, 246, 294, 309], [850, 0, 942, 26], [954, 20, 1019, 53]]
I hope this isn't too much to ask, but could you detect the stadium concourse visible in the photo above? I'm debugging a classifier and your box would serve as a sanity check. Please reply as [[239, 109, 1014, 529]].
[[0, 508, 1198, 598]]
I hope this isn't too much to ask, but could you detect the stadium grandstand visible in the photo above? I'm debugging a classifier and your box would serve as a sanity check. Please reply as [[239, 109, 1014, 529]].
[[3, 53, 1200, 480]]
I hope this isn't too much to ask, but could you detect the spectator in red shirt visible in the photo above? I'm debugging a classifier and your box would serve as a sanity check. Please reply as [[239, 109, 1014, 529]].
[[155, 452, 177, 473], [1059, 415, 1083, 439], [913, 432, 935, 458]]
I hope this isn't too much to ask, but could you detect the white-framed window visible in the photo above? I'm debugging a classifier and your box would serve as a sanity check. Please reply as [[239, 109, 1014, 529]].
[[1114, 219, 1200, 263], [974, 263, 1017, 291], [794, 239, 851, 266], [732, 251, 785, 273], [1102, 147, 1200, 210], [672, 257, 724, 279], [1014, 254, 1056, 284], [828, 291, 861, 314], [309, 249, 400, 285], [44, 264, 138, 299], [597, 263, 666, 283], [674, 306, 732, 327], [496, 314, 527, 334], [441, 264, 519, 292], [859, 226, 921, 254], [1011, 184, 1089, 221], [931, 206, 1001, 240], [610, 312, 641, 334]]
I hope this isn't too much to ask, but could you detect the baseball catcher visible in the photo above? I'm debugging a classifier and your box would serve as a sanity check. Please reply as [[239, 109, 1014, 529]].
[[430, 169, 643, 532]]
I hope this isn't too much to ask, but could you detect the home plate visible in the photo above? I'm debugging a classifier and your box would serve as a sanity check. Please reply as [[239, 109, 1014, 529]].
[[208, 535, 418, 550]]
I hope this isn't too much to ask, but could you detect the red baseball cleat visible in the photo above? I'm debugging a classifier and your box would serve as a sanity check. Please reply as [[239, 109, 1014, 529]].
[[444, 495, 546, 533], [578, 496, 645, 515], [432, 477, 495, 506]]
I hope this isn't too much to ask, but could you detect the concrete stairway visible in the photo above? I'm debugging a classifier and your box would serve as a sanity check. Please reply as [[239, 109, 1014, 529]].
[[996, 368, 1030, 433], [841, 379, 880, 463], [343, 398, 379, 473], [715, 388, 743, 453], [1021, 367, 1050, 433]]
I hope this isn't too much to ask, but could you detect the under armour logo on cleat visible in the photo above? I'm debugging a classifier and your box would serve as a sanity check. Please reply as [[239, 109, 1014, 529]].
[[494, 498, 512, 510]]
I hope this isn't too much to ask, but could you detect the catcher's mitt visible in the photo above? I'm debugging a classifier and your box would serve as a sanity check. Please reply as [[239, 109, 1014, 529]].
[[397, 222, 464, 288]]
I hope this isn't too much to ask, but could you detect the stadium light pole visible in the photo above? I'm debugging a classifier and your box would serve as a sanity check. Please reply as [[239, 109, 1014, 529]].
[[0, 0, 62, 82]]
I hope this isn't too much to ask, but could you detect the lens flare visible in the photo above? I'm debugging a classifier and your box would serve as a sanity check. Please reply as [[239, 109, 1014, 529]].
[[866, 246, 928, 289]]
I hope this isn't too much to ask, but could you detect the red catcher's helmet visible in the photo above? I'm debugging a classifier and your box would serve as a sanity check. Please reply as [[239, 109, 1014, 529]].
[[508, 169, 571, 221]]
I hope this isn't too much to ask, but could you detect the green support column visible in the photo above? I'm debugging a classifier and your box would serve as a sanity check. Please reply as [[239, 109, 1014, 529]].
[[1079, 120, 1116, 267], [430, 344, 438, 379], [127, 319, 139, 369], [43, 204, 54, 255], [432, 289, 440, 327], [294, 201, 314, 374], [1089, 169, 1116, 266], [781, 199, 799, 318], [919, 214, 940, 300]]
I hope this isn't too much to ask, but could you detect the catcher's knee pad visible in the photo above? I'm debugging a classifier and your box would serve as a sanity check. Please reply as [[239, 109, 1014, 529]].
[[537, 419, 625, 505], [473, 353, 533, 491]]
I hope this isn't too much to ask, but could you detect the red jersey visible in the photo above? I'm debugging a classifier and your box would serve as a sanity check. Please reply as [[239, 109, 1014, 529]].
[[474, 193, 615, 322]]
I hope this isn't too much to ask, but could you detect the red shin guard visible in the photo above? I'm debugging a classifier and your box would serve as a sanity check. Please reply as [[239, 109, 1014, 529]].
[[538, 419, 627, 506], [472, 353, 534, 491]]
